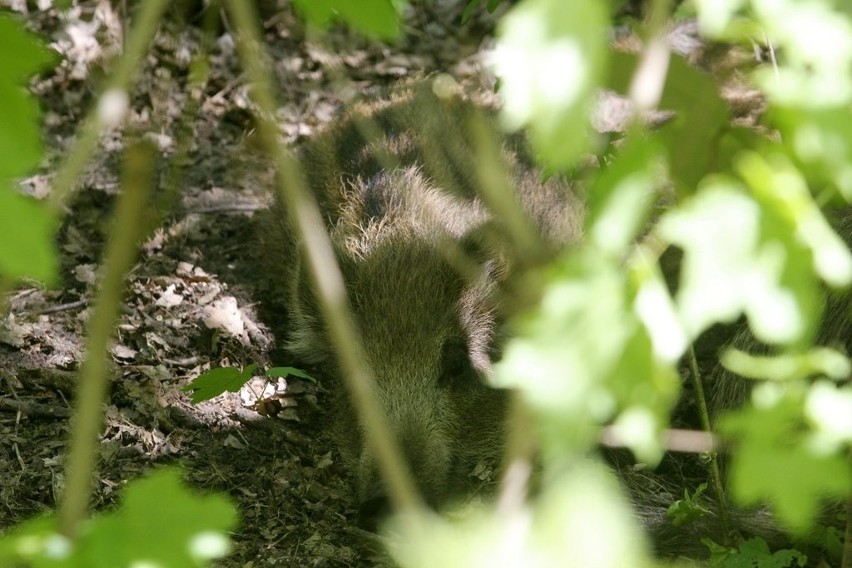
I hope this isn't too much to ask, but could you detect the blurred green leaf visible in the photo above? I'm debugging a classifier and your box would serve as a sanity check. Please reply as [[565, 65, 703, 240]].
[[632, 264, 688, 365], [692, 0, 746, 37], [751, 1, 852, 107], [0, 13, 57, 83], [736, 152, 852, 289], [804, 381, 852, 450], [0, 186, 58, 284], [78, 470, 236, 567], [586, 135, 660, 257], [658, 179, 823, 345], [0, 14, 56, 179], [530, 462, 652, 566], [605, 50, 635, 94], [492, 0, 608, 171], [0, 15, 58, 286], [720, 383, 850, 532], [656, 55, 729, 191], [0, 515, 68, 567], [391, 462, 653, 568], [721, 347, 851, 383], [772, 106, 852, 202], [694, 0, 852, 107], [607, 52, 729, 191], [182, 364, 258, 403], [291, 0, 402, 40], [0, 82, 46, 179], [266, 366, 316, 382], [716, 126, 769, 178], [0, 470, 236, 567], [496, 254, 630, 453], [495, 250, 679, 462], [605, 327, 680, 464]]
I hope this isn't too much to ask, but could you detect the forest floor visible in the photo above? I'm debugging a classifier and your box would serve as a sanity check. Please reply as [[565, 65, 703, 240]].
[[0, 1, 507, 565]]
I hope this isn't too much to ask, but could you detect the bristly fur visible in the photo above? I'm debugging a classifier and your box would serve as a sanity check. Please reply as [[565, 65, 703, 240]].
[[257, 81, 580, 515]]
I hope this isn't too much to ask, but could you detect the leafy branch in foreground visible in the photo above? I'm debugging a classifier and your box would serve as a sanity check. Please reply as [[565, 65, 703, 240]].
[[388, 0, 852, 565], [0, 13, 58, 286], [0, 469, 237, 568]]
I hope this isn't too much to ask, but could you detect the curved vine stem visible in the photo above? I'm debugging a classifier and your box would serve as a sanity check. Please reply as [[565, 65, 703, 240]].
[[223, 0, 423, 529]]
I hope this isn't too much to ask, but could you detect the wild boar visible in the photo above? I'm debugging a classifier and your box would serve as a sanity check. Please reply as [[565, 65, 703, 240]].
[[259, 81, 582, 523]]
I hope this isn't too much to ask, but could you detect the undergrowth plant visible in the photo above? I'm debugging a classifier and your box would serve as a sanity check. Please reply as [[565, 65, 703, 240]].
[[0, 0, 850, 566]]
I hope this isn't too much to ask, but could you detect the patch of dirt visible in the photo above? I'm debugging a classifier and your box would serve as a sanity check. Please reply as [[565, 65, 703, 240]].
[[1, 1, 507, 565]]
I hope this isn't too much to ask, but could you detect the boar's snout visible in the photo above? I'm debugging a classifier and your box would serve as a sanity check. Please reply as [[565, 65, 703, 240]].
[[355, 418, 455, 530], [357, 488, 391, 532], [351, 369, 459, 529]]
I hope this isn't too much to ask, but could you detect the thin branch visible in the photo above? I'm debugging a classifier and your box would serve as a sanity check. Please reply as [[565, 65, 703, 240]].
[[58, 140, 155, 538], [223, 0, 423, 526], [688, 346, 732, 545], [0, 397, 72, 419]]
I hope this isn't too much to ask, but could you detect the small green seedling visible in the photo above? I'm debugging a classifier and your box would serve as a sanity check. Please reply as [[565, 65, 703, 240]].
[[666, 482, 711, 527], [704, 537, 807, 568]]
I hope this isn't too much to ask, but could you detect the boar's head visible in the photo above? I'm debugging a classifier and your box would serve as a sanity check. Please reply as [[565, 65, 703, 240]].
[[285, 165, 509, 523]]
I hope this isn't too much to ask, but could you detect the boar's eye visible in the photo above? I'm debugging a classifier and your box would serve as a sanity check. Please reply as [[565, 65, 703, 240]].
[[438, 339, 476, 389]]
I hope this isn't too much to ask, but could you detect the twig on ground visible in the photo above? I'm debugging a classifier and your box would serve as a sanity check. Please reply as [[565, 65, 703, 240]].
[[0, 397, 72, 418], [33, 299, 88, 315]]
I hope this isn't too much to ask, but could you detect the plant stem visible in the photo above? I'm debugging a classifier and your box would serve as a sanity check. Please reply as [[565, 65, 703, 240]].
[[628, 0, 672, 114], [843, 449, 852, 568], [58, 140, 155, 538], [223, 0, 423, 525], [497, 393, 535, 515], [688, 345, 732, 545]]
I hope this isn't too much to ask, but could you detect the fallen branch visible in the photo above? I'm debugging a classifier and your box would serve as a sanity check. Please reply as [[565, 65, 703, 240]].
[[0, 396, 71, 418]]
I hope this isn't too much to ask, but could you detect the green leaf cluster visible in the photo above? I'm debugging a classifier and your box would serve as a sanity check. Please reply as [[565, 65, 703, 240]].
[[705, 537, 806, 568], [388, 0, 852, 563], [0, 469, 237, 567], [490, 0, 609, 170]]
